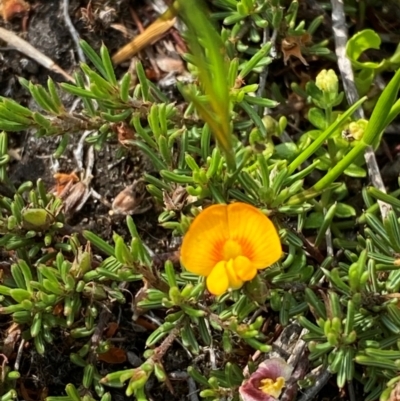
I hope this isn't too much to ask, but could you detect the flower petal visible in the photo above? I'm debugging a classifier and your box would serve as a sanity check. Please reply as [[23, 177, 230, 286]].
[[227, 203, 282, 269], [240, 358, 293, 401], [234, 255, 257, 281], [206, 261, 229, 295], [259, 377, 286, 399], [239, 382, 275, 401], [249, 358, 293, 386], [180, 204, 229, 276], [226, 259, 243, 289]]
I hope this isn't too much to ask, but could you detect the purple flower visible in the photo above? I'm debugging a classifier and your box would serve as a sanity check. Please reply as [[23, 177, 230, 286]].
[[239, 358, 293, 401]]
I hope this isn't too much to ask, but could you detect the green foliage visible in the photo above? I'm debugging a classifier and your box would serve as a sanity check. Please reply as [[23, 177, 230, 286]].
[[177, 0, 235, 167], [346, 29, 400, 97], [299, 203, 400, 399], [0, 1, 400, 401]]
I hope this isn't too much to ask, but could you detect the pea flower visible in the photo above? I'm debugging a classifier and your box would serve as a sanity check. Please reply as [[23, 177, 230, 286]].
[[180, 202, 282, 295], [239, 358, 293, 401]]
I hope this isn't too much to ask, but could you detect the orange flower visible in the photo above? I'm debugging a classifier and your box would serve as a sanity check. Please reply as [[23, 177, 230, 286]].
[[180, 203, 282, 295]]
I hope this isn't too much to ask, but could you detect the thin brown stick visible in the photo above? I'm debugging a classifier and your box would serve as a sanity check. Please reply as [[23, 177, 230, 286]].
[[112, 11, 176, 65], [129, 6, 145, 33]]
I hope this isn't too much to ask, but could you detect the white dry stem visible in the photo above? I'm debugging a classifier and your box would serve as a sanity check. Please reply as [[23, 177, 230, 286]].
[[73, 130, 93, 172], [85, 143, 95, 180], [91, 189, 112, 209], [256, 27, 278, 112], [13, 339, 25, 371], [287, 328, 308, 368], [330, 0, 391, 219], [62, 0, 86, 64], [297, 367, 332, 401], [281, 328, 309, 401], [324, 205, 334, 258], [0, 27, 74, 82]]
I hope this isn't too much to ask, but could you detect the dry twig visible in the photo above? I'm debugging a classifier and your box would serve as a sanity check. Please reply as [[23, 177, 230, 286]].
[[330, 0, 391, 219], [112, 6, 176, 65], [281, 328, 309, 401], [0, 27, 74, 82], [256, 27, 278, 110], [62, 0, 86, 64], [297, 367, 331, 401]]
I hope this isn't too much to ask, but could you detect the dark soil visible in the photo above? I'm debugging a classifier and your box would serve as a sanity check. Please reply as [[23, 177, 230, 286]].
[[2, 0, 174, 247]]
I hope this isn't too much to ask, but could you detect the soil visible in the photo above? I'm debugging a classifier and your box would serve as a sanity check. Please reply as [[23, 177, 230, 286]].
[[2, 0, 174, 248]]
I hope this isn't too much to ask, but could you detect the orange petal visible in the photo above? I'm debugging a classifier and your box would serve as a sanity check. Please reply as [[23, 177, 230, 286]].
[[180, 204, 229, 276], [226, 259, 243, 289], [234, 255, 257, 281], [207, 261, 229, 295], [227, 203, 282, 269]]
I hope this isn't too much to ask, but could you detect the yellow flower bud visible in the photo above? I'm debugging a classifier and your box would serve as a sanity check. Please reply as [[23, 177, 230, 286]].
[[316, 69, 338, 93], [348, 119, 368, 141]]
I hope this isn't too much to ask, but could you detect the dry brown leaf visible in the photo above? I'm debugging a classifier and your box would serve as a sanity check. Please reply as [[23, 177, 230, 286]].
[[97, 346, 127, 364], [3, 322, 20, 358], [53, 172, 80, 196], [111, 180, 151, 215], [135, 316, 158, 331], [112, 122, 135, 147], [19, 382, 48, 401], [52, 172, 92, 216], [105, 322, 119, 338], [163, 186, 188, 211], [281, 33, 311, 66], [0, 0, 29, 21], [155, 56, 184, 74], [52, 303, 64, 316]]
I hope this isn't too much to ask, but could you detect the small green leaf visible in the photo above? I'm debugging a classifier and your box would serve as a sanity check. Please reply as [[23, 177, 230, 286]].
[[304, 212, 324, 229], [83, 230, 115, 256], [355, 68, 375, 97], [346, 29, 384, 70], [335, 203, 356, 218], [308, 107, 327, 130], [0, 120, 28, 131], [344, 163, 366, 178], [80, 40, 107, 77], [274, 142, 299, 160], [61, 83, 101, 99], [365, 68, 400, 148], [100, 44, 117, 85], [22, 209, 53, 230], [10, 288, 31, 303]]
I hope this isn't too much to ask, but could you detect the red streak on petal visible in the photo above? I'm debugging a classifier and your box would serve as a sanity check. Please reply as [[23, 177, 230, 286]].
[[211, 240, 224, 263], [237, 238, 254, 260]]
